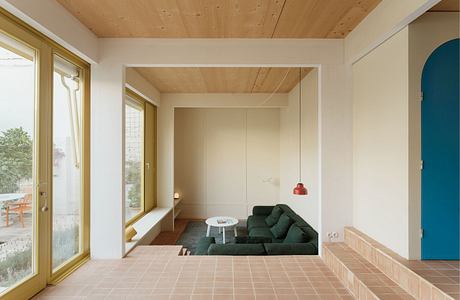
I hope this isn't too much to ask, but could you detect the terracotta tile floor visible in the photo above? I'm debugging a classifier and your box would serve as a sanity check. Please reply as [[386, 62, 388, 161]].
[[34, 246, 353, 300], [324, 243, 416, 299], [345, 227, 460, 299], [402, 260, 460, 298]]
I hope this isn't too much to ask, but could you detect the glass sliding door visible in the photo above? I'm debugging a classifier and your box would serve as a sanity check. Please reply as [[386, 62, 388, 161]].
[[51, 55, 83, 271], [124, 98, 144, 224], [0, 9, 90, 299], [0, 31, 39, 296]]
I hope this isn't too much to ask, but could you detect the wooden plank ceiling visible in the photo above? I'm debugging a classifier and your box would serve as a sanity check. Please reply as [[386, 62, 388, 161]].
[[134, 67, 312, 93], [56, 0, 381, 38], [429, 0, 460, 12]]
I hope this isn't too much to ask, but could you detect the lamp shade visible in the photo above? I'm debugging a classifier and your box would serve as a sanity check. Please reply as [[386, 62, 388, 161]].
[[292, 68, 308, 197], [293, 183, 308, 195]]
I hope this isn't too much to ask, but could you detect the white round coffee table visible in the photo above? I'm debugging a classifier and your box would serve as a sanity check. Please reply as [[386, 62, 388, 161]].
[[205, 216, 239, 244]]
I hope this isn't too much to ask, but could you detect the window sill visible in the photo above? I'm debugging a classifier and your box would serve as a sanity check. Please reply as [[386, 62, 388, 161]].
[[125, 207, 172, 255]]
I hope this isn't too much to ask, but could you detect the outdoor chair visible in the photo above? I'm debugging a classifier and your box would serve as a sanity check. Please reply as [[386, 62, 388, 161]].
[[4, 194, 32, 227]]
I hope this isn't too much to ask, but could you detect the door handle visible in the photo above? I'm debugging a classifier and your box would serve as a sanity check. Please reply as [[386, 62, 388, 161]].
[[40, 191, 48, 212]]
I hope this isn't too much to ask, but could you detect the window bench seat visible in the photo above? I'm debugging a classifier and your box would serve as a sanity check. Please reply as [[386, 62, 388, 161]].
[[125, 207, 172, 255]]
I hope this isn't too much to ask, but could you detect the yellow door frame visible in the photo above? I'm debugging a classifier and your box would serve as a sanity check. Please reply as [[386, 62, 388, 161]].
[[0, 11, 49, 300], [0, 8, 90, 299]]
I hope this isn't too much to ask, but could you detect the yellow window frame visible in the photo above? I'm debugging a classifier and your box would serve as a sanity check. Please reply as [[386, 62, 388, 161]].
[[48, 51, 90, 285], [124, 93, 145, 226], [124, 88, 157, 228]]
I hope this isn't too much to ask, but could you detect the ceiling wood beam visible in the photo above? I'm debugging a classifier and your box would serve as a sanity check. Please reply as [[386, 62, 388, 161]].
[[101, 38, 343, 66], [134, 67, 312, 93]]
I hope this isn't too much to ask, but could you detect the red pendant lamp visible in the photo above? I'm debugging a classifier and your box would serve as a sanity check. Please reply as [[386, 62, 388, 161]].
[[293, 68, 308, 196]]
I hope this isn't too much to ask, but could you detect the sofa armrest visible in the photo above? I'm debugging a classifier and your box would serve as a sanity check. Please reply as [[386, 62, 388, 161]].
[[195, 237, 215, 255], [208, 243, 267, 256], [264, 243, 318, 255], [252, 206, 275, 216]]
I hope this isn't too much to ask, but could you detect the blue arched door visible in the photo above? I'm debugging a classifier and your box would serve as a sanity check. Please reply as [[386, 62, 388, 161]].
[[421, 38, 459, 260]]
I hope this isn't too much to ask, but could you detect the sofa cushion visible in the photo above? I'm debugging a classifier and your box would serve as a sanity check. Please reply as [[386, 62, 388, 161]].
[[208, 243, 266, 255], [249, 227, 274, 240], [235, 236, 272, 244], [264, 243, 318, 255], [284, 224, 308, 243], [277, 204, 311, 228], [247, 215, 268, 231], [270, 213, 293, 239], [195, 237, 215, 255], [265, 205, 283, 226]]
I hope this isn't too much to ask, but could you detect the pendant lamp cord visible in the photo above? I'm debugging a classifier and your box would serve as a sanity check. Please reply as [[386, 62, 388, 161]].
[[298, 68, 302, 182]]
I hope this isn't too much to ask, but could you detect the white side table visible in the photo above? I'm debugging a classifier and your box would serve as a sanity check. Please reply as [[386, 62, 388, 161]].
[[205, 216, 239, 244]]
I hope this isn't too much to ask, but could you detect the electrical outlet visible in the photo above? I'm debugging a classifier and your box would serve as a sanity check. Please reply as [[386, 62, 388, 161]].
[[327, 232, 339, 240]]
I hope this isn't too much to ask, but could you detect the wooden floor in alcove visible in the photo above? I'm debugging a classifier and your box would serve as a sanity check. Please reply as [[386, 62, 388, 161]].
[[151, 219, 190, 245]]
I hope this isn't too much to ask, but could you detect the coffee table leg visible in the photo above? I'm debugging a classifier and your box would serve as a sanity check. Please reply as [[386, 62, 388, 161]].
[[234, 226, 238, 237], [222, 228, 226, 244], [206, 225, 211, 237]]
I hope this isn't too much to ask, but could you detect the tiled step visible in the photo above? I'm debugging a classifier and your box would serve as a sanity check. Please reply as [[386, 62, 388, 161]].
[[344, 227, 459, 300], [323, 242, 415, 299], [135, 245, 185, 256]]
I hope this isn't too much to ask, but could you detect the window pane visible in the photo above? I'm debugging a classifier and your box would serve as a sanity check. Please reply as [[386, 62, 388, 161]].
[[52, 55, 82, 270], [0, 34, 36, 293], [125, 101, 143, 222]]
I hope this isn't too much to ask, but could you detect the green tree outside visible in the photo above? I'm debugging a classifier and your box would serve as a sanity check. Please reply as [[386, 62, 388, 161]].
[[0, 127, 32, 193], [125, 160, 141, 208]]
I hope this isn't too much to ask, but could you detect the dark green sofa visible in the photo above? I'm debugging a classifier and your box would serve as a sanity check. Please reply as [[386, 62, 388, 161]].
[[195, 204, 318, 255]]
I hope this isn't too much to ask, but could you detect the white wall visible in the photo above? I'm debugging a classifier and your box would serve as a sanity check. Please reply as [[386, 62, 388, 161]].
[[91, 66, 162, 259], [247, 109, 281, 210], [175, 108, 279, 219], [280, 69, 319, 230], [158, 93, 288, 213], [318, 64, 354, 246], [352, 12, 459, 260], [91, 62, 125, 258], [407, 12, 459, 259], [353, 27, 410, 258]]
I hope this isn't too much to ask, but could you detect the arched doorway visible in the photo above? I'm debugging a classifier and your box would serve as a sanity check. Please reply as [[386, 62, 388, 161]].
[[421, 38, 459, 260]]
